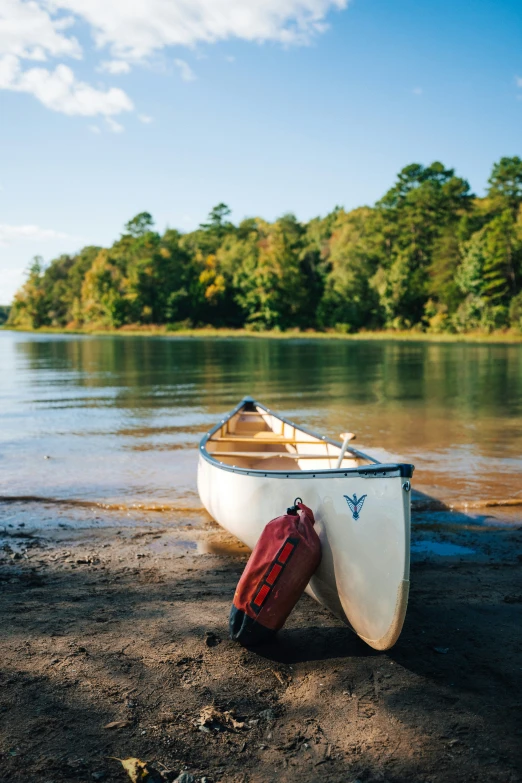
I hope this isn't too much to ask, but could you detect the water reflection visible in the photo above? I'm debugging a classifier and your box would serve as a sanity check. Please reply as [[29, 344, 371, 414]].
[[411, 541, 476, 557], [1, 331, 521, 510]]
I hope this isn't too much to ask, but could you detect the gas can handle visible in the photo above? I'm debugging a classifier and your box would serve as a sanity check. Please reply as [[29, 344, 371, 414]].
[[286, 497, 303, 515]]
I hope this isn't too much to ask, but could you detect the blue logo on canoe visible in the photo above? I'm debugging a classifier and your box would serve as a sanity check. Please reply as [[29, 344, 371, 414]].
[[344, 493, 367, 520]]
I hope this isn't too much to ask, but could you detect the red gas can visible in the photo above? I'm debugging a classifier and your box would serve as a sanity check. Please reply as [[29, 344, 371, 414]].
[[229, 499, 321, 645]]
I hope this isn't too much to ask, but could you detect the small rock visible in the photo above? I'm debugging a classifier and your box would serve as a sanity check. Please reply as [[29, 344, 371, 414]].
[[433, 646, 449, 654], [76, 556, 99, 565], [259, 708, 276, 722], [118, 758, 164, 783], [91, 772, 106, 781], [103, 719, 131, 729], [205, 631, 221, 647], [504, 594, 522, 604], [197, 706, 246, 732], [173, 774, 195, 783]]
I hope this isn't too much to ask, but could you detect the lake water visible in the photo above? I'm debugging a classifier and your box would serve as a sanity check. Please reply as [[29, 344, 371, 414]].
[[1, 331, 521, 528]]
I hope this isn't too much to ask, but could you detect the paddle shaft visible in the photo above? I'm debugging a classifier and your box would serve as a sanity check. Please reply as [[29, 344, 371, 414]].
[[335, 431, 356, 469]]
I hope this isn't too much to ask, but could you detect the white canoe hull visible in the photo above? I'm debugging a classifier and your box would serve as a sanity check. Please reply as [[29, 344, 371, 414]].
[[198, 445, 411, 651]]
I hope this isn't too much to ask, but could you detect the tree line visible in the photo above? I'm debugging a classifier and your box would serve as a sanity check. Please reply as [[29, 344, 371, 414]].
[[7, 157, 522, 334]]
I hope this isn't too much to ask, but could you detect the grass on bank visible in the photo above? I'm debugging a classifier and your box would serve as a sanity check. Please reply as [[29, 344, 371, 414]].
[[3, 324, 522, 343]]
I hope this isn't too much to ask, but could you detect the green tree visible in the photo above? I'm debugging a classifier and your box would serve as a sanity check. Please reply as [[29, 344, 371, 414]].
[[124, 212, 155, 238], [80, 250, 129, 327], [200, 203, 232, 233], [299, 208, 342, 321], [8, 258, 48, 328], [7, 162, 522, 336], [487, 157, 522, 215], [231, 216, 309, 329], [182, 203, 236, 260], [376, 162, 472, 327], [317, 208, 384, 330], [453, 209, 522, 331]]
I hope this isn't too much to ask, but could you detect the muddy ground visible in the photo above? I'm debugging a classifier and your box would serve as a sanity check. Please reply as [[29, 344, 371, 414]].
[[1, 509, 521, 783]]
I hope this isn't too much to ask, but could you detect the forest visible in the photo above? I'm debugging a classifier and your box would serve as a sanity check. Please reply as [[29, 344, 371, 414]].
[[7, 157, 522, 334]]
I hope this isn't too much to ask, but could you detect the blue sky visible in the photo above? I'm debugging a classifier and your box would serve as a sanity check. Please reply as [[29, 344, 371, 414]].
[[1, 0, 521, 303]]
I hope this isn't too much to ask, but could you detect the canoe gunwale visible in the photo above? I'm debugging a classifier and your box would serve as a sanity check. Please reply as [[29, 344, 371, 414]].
[[199, 396, 414, 480]]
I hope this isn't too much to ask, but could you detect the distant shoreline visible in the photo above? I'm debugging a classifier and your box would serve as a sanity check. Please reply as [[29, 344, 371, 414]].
[[3, 325, 522, 344]]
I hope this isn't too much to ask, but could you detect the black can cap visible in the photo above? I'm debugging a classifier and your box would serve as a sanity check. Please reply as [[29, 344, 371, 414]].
[[286, 497, 303, 515]]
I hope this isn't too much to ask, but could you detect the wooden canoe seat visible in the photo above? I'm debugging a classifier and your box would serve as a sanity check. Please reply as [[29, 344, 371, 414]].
[[209, 451, 340, 460], [213, 437, 321, 445], [204, 404, 363, 472]]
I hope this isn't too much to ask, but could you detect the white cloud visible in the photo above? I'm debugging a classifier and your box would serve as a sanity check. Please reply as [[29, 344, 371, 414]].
[[0, 53, 134, 115], [0, 0, 348, 118], [174, 57, 196, 82], [0, 223, 70, 245], [225, 55, 235, 63], [138, 113, 153, 123], [32, 0, 348, 60], [89, 123, 101, 133], [0, 0, 81, 60], [412, 87, 423, 96], [99, 59, 131, 74], [106, 115, 124, 132], [0, 0, 131, 118], [516, 76, 522, 88]]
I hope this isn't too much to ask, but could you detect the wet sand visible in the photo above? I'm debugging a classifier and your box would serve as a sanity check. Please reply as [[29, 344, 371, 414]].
[[1, 504, 521, 783]]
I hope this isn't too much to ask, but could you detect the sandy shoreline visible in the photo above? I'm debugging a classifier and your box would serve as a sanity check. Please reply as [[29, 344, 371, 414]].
[[1, 508, 521, 783]]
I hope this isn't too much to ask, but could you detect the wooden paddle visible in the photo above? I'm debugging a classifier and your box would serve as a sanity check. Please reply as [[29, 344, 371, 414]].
[[335, 431, 356, 468]]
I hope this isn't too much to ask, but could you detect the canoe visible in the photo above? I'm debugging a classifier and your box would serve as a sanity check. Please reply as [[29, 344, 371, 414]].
[[197, 396, 414, 650]]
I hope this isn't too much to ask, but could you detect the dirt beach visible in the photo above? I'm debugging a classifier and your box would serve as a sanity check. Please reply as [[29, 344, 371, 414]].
[[1, 505, 521, 783]]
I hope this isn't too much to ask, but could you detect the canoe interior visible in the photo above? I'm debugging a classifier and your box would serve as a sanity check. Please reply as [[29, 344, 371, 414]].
[[205, 406, 373, 472]]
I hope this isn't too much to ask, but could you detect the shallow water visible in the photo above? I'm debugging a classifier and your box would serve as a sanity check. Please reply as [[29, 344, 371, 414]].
[[410, 540, 476, 557], [1, 331, 521, 529]]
